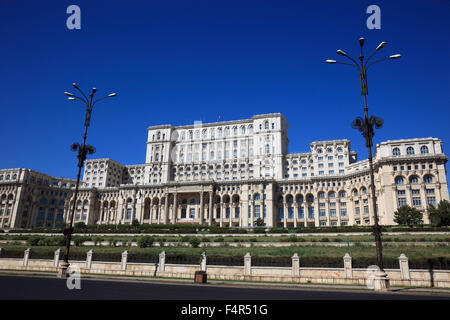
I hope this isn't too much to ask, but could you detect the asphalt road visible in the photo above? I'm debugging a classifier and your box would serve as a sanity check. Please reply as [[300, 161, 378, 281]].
[[0, 275, 448, 300]]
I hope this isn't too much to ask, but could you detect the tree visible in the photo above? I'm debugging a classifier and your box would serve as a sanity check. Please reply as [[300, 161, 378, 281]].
[[132, 219, 140, 228], [393, 205, 423, 226], [428, 200, 450, 227]]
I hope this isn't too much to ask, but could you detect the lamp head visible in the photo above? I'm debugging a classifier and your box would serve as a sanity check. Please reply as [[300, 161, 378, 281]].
[[336, 50, 347, 56], [72, 83, 80, 89], [68, 97, 76, 100], [376, 41, 387, 51], [359, 38, 365, 47], [325, 59, 337, 64], [108, 93, 117, 97], [64, 92, 74, 97], [389, 54, 402, 59]]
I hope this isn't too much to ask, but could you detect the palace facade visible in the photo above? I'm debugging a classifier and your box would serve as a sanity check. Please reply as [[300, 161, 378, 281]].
[[1, 113, 448, 229]]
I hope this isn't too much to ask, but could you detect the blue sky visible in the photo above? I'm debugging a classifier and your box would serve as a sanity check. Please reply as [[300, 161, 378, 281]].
[[1, 0, 449, 180]]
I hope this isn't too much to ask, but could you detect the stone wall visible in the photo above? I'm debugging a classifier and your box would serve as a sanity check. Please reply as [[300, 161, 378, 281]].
[[1, 249, 449, 288]]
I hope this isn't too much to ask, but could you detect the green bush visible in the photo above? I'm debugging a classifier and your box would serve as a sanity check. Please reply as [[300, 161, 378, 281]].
[[137, 236, 154, 248], [320, 237, 330, 242], [189, 237, 201, 248], [26, 236, 43, 246], [213, 237, 225, 243], [73, 237, 84, 247], [288, 236, 298, 242]]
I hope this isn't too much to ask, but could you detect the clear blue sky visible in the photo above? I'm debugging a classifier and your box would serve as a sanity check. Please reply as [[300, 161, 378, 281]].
[[1, 0, 449, 180]]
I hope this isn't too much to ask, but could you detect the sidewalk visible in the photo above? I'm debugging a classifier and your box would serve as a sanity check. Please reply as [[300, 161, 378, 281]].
[[1, 269, 449, 296]]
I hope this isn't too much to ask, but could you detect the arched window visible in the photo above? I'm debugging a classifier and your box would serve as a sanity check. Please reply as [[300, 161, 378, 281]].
[[395, 177, 404, 185], [157, 131, 161, 140], [361, 187, 367, 195], [254, 193, 260, 200], [318, 192, 325, 199], [337, 147, 343, 152], [306, 194, 314, 202], [189, 131, 193, 140], [392, 148, 401, 156], [264, 121, 269, 130], [233, 127, 238, 135], [353, 189, 358, 197], [421, 146, 429, 154], [339, 191, 346, 198], [317, 148, 323, 154], [406, 147, 415, 155], [225, 127, 230, 136], [241, 126, 246, 135], [329, 191, 335, 198], [189, 198, 197, 205], [297, 195, 304, 203], [248, 125, 253, 134], [424, 175, 433, 184], [265, 144, 270, 154], [409, 176, 419, 184]]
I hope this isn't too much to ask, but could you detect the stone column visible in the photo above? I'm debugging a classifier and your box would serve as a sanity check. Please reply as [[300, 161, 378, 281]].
[[229, 204, 233, 227], [399, 253, 410, 280], [86, 249, 93, 269], [219, 202, 223, 227], [314, 198, 320, 227], [293, 203, 298, 228], [23, 248, 30, 267], [208, 191, 213, 226], [244, 252, 252, 277], [159, 251, 166, 272], [343, 253, 352, 279], [291, 253, 300, 277], [283, 203, 287, 228], [173, 193, 178, 224], [164, 195, 169, 224], [200, 252, 207, 272], [54, 249, 61, 267], [0, 248, 3, 258], [200, 192, 204, 225], [121, 250, 128, 271]]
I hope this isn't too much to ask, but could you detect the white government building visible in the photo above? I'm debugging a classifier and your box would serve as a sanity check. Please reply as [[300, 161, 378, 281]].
[[1, 113, 448, 229]]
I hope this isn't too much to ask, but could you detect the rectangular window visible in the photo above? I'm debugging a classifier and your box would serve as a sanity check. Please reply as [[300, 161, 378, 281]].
[[278, 207, 284, 220], [254, 205, 261, 218], [319, 209, 326, 217], [288, 207, 294, 219], [298, 207, 304, 219], [398, 198, 407, 206], [397, 190, 406, 195], [412, 197, 421, 206], [427, 197, 436, 206], [426, 189, 435, 194], [340, 208, 347, 216], [330, 209, 336, 217], [308, 207, 314, 219]]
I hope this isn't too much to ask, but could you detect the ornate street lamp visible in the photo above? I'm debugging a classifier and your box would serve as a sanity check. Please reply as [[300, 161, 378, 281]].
[[57, 84, 116, 278], [326, 38, 401, 291]]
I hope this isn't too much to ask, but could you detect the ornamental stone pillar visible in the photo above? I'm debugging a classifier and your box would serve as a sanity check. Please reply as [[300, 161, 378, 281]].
[[121, 250, 128, 271], [244, 252, 252, 277], [159, 251, 166, 272], [54, 249, 61, 267], [292, 253, 300, 277], [399, 253, 410, 280], [200, 252, 207, 272], [343, 253, 352, 279], [86, 249, 94, 269], [23, 248, 30, 267]]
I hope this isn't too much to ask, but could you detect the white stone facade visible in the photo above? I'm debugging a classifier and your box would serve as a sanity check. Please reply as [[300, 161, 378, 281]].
[[0, 113, 448, 228]]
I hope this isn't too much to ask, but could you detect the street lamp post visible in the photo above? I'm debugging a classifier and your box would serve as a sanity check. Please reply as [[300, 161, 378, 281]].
[[57, 84, 116, 278], [326, 38, 401, 291]]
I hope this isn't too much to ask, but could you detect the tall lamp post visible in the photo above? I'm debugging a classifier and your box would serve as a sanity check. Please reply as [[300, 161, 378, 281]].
[[326, 38, 401, 291], [57, 84, 116, 278]]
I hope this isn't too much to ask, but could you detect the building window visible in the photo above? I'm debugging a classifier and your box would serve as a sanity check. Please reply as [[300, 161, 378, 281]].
[[427, 197, 436, 206], [412, 197, 421, 206], [392, 148, 401, 156], [421, 146, 429, 154], [424, 175, 433, 184], [395, 177, 404, 185], [398, 198, 407, 206], [406, 147, 415, 155]]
